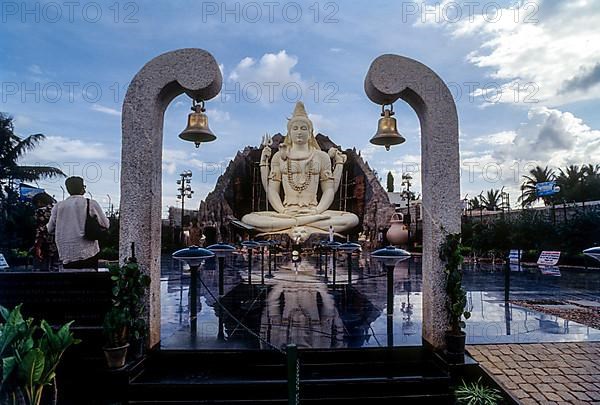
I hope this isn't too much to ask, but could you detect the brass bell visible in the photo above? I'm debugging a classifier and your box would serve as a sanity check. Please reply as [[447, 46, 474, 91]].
[[370, 105, 405, 151], [178, 100, 216, 148]]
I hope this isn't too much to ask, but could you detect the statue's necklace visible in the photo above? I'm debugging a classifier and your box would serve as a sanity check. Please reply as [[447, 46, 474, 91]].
[[287, 159, 313, 192]]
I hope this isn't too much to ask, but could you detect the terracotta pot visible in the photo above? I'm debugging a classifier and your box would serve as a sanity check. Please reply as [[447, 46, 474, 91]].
[[445, 331, 466, 363], [103, 343, 129, 369], [386, 213, 409, 245]]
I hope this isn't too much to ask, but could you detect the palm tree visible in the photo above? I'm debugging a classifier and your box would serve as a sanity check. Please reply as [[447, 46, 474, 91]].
[[556, 165, 584, 202], [468, 197, 482, 210], [0, 113, 64, 200], [0, 113, 65, 240], [519, 166, 555, 207], [480, 189, 502, 211], [582, 164, 600, 201], [583, 164, 600, 177]]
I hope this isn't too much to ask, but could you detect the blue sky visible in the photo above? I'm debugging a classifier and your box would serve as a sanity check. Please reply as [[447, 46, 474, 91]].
[[2, 0, 600, 215]]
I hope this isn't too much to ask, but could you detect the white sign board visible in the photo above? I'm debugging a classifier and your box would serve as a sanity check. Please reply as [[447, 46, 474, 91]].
[[540, 266, 561, 277], [509, 249, 522, 264], [0, 254, 9, 269], [537, 251, 561, 266]]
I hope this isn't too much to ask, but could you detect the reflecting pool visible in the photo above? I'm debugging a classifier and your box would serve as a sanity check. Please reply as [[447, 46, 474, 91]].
[[160, 252, 600, 350]]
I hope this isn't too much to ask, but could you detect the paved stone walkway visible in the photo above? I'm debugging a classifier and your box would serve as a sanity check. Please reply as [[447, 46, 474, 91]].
[[468, 343, 600, 404]]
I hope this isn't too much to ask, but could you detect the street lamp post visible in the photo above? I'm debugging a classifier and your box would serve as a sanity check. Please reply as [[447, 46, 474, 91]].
[[207, 243, 236, 297], [258, 240, 270, 283], [328, 241, 341, 289], [172, 246, 215, 336], [338, 242, 361, 285], [242, 241, 260, 286], [401, 173, 413, 247], [177, 170, 194, 245], [318, 240, 329, 276], [266, 240, 276, 279], [371, 246, 411, 346]]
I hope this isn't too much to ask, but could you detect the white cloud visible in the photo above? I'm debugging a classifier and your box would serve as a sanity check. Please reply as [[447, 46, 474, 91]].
[[449, 105, 600, 200], [228, 50, 305, 104], [358, 144, 378, 161], [206, 108, 231, 123], [472, 131, 516, 146], [161, 149, 228, 178], [494, 106, 600, 166], [13, 115, 33, 128], [308, 113, 335, 133], [162, 161, 177, 175], [433, 0, 600, 106], [162, 148, 189, 175], [28, 64, 43, 75], [22, 135, 111, 161], [91, 104, 121, 116]]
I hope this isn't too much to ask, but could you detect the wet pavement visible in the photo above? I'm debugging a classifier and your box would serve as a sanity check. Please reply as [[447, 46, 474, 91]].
[[160, 251, 600, 350]]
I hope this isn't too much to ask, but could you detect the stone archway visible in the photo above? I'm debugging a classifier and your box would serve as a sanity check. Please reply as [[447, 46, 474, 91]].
[[364, 54, 461, 350], [120, 50, 457, 350], [119, 48, 222, 347]]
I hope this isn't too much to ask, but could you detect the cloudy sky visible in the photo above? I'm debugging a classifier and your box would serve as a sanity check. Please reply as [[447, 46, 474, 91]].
[[2, 0, 600, 215]]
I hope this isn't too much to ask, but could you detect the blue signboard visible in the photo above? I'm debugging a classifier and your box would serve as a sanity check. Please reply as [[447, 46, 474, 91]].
[[19, 184, 45, 201], [535, 181, 558, 197]]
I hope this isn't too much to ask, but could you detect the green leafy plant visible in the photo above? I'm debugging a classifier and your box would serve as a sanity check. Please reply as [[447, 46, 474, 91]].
[[455, 378, 502, 404], [106, 256, 150, 346], [440, 233, 471, 334], [103, 307, 129, 348], [0, 304, 80, 405]]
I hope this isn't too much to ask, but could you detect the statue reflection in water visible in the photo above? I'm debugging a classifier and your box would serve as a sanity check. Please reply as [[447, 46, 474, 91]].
[[259, 261, 345, 349]]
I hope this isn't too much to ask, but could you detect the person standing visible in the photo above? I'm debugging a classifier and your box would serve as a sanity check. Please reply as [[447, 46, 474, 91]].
[[47, 176, 109, 270], [187, 217, 203, 247], [32, 192, 58, 271]]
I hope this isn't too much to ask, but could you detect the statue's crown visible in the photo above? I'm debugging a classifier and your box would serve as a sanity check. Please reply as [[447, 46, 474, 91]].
[[291, 101, 309, 120]]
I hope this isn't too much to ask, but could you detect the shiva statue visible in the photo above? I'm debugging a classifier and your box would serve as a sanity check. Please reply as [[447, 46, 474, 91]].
[[241, 101, 358, 242]]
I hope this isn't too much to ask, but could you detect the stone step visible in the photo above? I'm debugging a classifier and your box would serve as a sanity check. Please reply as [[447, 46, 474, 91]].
[[128, 347, 453, 403]]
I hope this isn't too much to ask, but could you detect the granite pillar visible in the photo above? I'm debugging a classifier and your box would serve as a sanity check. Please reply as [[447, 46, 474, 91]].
[[120, 48, 222, 347], [364, 54, 461, 350]]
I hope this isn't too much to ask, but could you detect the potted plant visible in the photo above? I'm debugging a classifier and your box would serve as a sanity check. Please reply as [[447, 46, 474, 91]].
[[0, 304, 80, 405], [440, 232, 471, 362], [102, 306, 129, 369], [103, 245, 150, 367]]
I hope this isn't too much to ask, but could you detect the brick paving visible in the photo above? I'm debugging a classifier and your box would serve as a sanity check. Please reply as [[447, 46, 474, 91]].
[[468, 343, 600, 404]]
